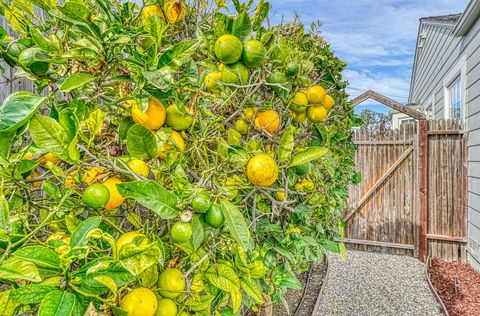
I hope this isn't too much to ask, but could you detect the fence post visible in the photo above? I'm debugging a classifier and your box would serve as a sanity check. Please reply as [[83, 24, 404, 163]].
[[418, 119, 429, 262]]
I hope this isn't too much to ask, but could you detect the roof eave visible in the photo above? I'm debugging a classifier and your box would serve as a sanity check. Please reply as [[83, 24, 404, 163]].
[[453, 0, 480, 36]]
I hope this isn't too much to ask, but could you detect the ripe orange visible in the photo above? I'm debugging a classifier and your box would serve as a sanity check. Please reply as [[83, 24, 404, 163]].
[[254, 110, 280, 134]]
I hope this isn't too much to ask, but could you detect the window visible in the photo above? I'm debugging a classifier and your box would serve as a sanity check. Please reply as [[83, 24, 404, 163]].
[[448, 77, 462, 120], [443, 55, 466, 121], [399, 118, 416, 126]]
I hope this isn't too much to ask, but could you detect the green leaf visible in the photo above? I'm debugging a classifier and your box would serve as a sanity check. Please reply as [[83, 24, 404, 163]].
[[191, 215, 204, 251], [252, 0, 270, 30], [59, 108, 79, 142], [232, 11, 252, 41], [231, 288, 242, 312], [289, 147, 328, 167], [11, 285, 58, 305], [278, 126, 295, 163], [85, 260, 135, 287], [85, 108, 105, 144], [0, 256, 42, 282], [227, 129, 241, 146], [126, 124, 158, 159], [0, 195, 8, 230], [0, 290, 18, 316], [0, 131, 15, 157], [158, 40, 200, 71], [205, 264, 240, 292], [38, 291, 76, 316], [0, 92, 46, 132], [117, 181, 178, 219], [142, 68, 173, 91], [220, 200, 253, 251], [16, 159, 38, 175], [29, 115, 76, 163], [118, 244, 161, 276], [30, 27, 57, 52], [240, 277, 264, 303], [59, 73, 96, 92], [70, 216, 102, 247], [14, 245, 61, 271]]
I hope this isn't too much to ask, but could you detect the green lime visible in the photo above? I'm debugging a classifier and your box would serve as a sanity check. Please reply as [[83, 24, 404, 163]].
[[214, 34, 243, 64], [166, 104, 193, 131], [192, 193, 212, 213], [171, 221, 192, 243], [285, 61, 300, 76], [295, 162, 310, 176], [18, 47, 51, 75], [205, 204, 224, 228], [301, 59, 314, 74], [221, 63, 249, 85], [83, 183, 110, 208], [266, 72, 287, 92], [242, 39, 265, 68], [155, 298, 177, 316]]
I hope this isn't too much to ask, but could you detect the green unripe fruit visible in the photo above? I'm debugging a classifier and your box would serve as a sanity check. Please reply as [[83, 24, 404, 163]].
[[242, 39, 266, 68], [214, 34, 243, 64], [205, 204, 224, 228], [83, 183, 110, 209]]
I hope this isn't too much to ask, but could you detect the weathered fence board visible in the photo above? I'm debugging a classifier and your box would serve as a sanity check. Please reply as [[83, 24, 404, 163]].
[[427, 120, 467, 261]]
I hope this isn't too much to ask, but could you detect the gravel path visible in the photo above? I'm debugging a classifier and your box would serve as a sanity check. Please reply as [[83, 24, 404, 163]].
[[317, 251, 445, 316]]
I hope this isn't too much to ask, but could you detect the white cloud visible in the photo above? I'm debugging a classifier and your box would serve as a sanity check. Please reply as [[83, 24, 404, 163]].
[[268, 0, 469, 103]]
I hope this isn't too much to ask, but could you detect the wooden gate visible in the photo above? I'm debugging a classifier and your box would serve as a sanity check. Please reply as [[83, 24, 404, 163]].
[[345, 121, 468, 261], [345, 124, 419, 255]]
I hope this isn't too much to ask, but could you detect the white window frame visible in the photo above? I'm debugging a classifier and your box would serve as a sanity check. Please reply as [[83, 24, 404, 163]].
[[425, 94, 435, 119], [443, 55, 467, 121]]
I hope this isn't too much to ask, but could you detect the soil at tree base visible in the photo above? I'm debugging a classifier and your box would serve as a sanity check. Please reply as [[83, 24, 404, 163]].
[[244, 262, 327, 315]]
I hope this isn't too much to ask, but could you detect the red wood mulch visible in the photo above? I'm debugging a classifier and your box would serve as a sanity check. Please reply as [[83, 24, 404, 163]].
[[428, 258, 480, 316]]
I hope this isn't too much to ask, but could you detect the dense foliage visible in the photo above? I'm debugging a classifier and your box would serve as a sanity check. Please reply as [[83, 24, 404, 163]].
[[0, 0, 356, 315]]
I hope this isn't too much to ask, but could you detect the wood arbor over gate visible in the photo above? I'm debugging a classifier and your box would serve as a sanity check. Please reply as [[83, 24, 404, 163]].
[[345, 91, 468, 262]]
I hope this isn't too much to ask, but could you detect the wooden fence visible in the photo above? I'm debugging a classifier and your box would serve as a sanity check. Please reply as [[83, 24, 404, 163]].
[[346, 120, 467, 262]]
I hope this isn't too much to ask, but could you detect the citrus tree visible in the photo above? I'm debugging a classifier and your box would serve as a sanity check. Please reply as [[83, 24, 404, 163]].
[[0, 0, 357, 315]]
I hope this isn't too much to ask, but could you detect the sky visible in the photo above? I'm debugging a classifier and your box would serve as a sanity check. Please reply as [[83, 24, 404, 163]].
[[267, 0, 469, 114]]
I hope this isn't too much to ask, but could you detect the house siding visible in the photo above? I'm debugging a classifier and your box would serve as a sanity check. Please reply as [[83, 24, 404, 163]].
[[410, 16, 480, 269]]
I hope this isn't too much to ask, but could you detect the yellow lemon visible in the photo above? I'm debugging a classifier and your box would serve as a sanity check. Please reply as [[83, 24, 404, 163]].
[[205, 71, 222, 91], [157, 268, 186, 299], [103, 177, 125, 209], [155, 298, 178, 316], [307, 85, 326, 104], [158, 130, 185, 159], [322, 94, 335, 109], [127, 159, 149, 177], [254, 110, 280, 134], [121, 288, 157, 316], [164, 0, 186, 23], [292, 111, 307, 123], [246, 153, 278, 186], [235, 119, 249, 135], [116, 231, 148, 252], [132, 99, 166, 130], [307, 105, 328, 123], [141, 5, 165, 24]]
